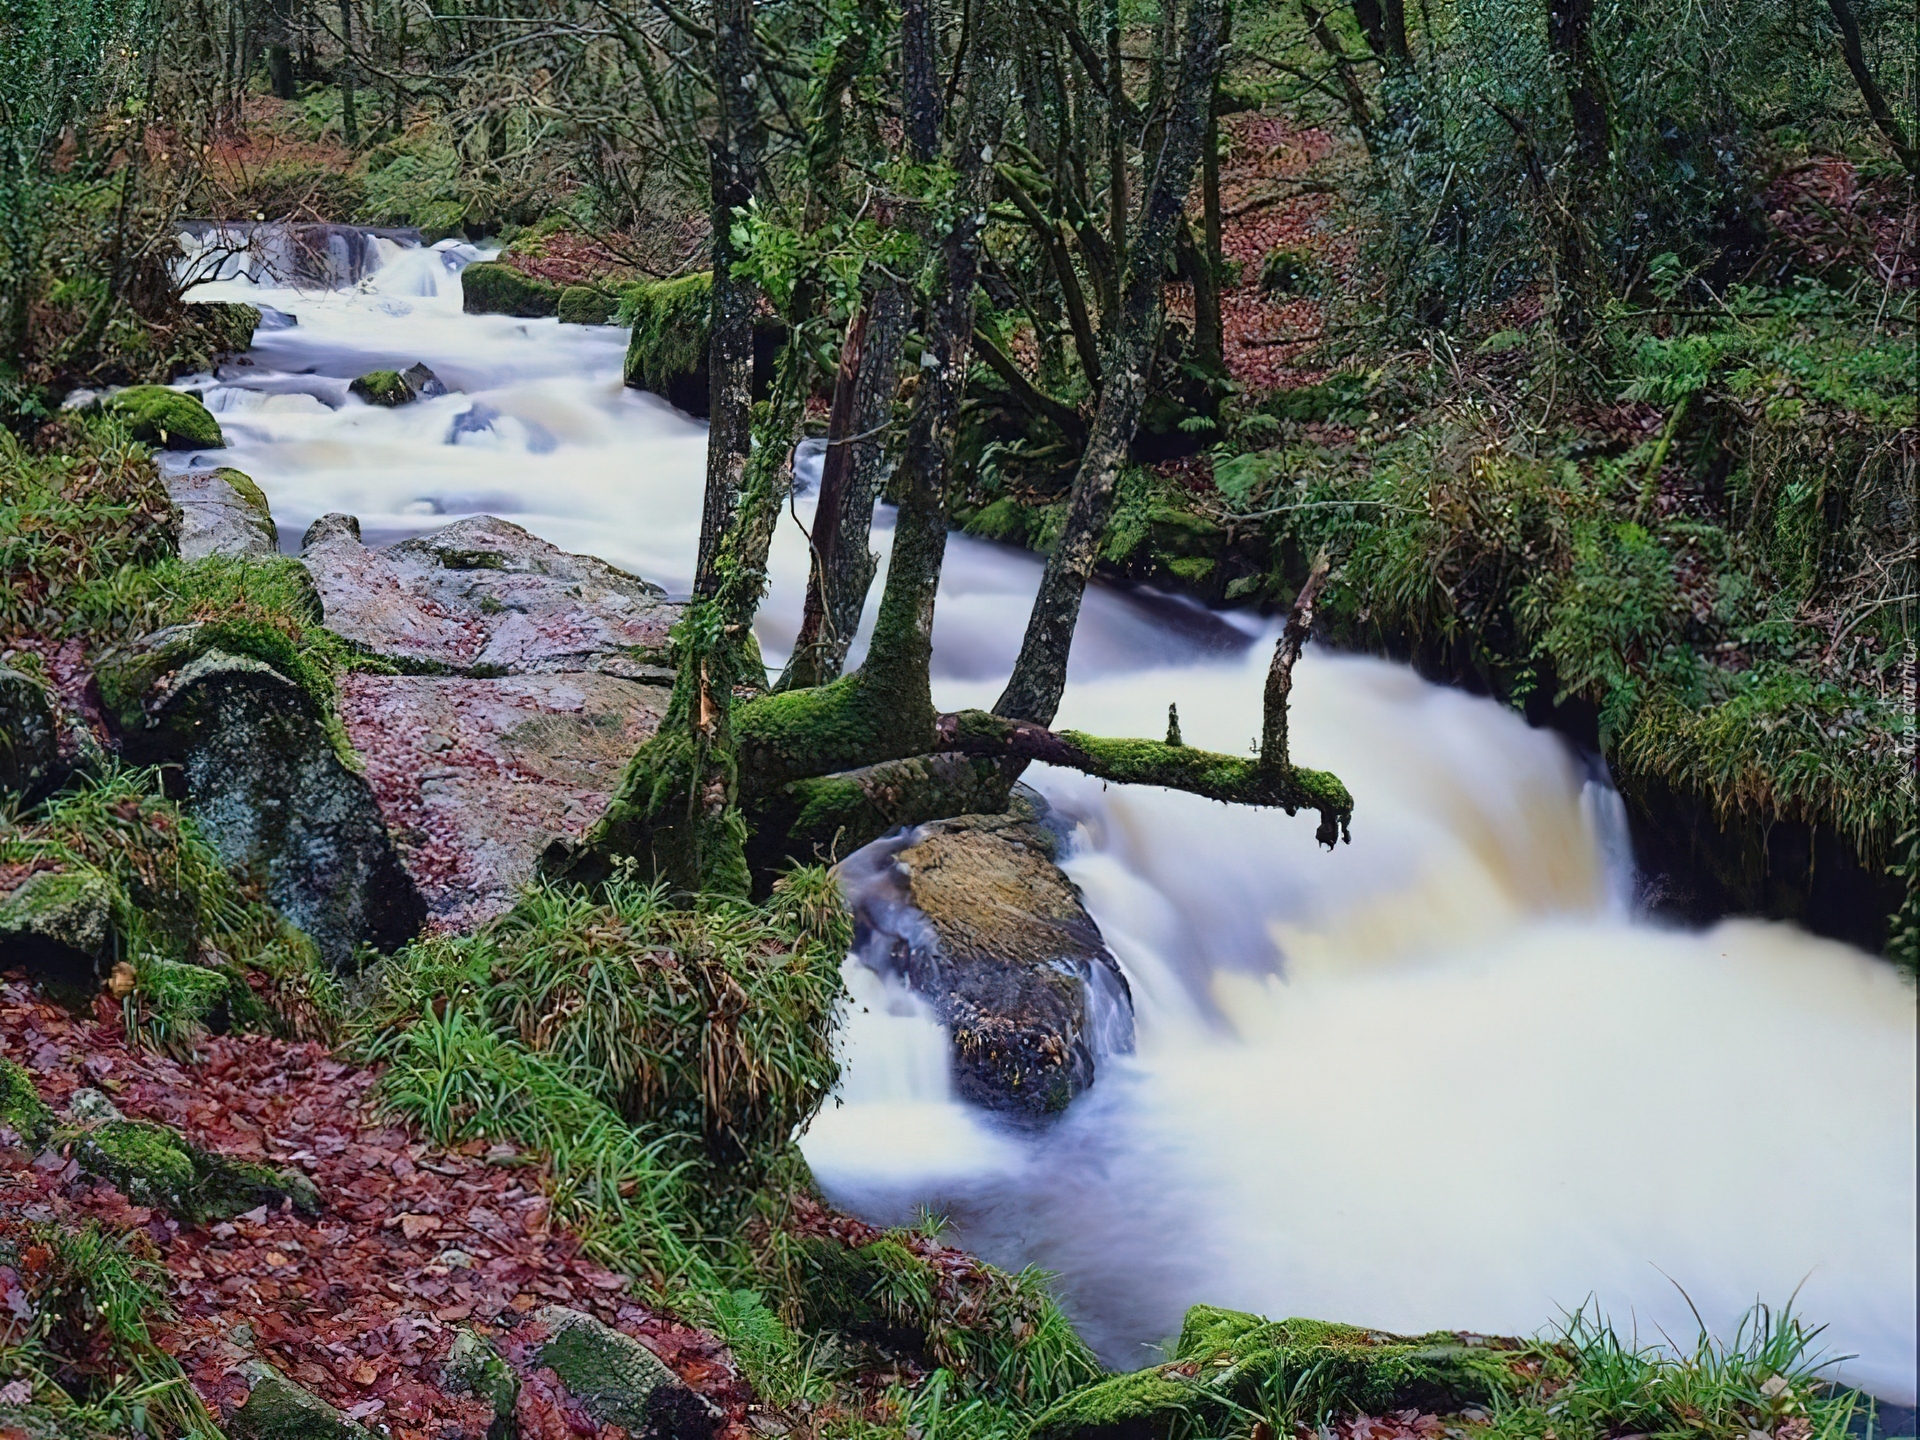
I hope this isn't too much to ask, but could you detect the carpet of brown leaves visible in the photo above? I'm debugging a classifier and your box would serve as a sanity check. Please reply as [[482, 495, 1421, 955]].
[[0, 979, 753, 1440]]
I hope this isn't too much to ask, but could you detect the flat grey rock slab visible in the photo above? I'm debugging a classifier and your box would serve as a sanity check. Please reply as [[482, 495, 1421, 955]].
[[302, 513, 679, 679], [168, 467, 277, 560], [340, 671, 670, 928]]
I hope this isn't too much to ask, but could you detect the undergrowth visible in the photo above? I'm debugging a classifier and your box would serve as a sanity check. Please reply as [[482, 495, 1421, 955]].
[[0, 766, 340, 1047]]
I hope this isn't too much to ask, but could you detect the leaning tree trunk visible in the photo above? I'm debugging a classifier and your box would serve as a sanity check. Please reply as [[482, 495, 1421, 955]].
[[995, 0, 1230, 726]]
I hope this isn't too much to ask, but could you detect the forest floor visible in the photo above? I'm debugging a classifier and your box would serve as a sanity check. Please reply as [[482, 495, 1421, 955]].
[[0, 977, 756, 1440]]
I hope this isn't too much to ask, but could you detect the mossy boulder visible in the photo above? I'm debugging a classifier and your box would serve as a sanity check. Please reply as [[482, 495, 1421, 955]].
[[619, 273, 783, 416], [105, 386, 224, 450], [0, 1402, 115, 1440], [460, 261, 561, 318], [558, 285, 620, 326], [347, 369, 412, 406], [0, 1056, 56, 1147], [534, 1305, 717, 1438], [59, 1115, 321, 1222], [1, 665, 60, 798], [0, 869, 115, 987], [840, 795, 1132, 1116], [1032, 1306, 1524, 1440], [227, 1361, 376, 1440], [168, 467, 278, 560], [95, 626, 425, 969], [445, 1329, 519, 1440]]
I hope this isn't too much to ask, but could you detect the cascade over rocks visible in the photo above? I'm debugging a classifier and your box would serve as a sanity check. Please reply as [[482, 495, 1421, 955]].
[[841, 790, 1133, 1116], [95, 625, 424, 968]]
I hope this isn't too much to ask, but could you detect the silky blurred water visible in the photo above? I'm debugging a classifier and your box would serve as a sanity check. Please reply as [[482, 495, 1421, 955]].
[[178, 233, 1918, 1403]]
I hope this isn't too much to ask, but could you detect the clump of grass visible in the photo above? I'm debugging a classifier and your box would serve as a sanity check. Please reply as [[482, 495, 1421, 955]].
[[363, 865, 847, 1177], [0, 1216, 217, 1438], [2, 766, 340, 1045]]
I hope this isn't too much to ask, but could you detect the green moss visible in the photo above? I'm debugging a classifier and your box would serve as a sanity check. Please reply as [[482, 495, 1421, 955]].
[[1033, 1306, 1521, 1440], [215, 467, 277, 538], [104, 386, 224, 450], [228, 1361, 377, 1440], [0, 1056, 55, 1145], [535, 1306, 685, 1428], [0, 869, 115, 977], [445, 1328, 520, 1429], [459, 261, 561, 318], [558, 285, 619, 326], [60, 1116, 320, 1223], [347, 369, 414, 406], [619, 273, 713, 394]]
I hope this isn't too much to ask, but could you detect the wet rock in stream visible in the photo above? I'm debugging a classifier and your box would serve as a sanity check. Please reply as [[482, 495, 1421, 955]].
[[842, 791, 1133, 1116]]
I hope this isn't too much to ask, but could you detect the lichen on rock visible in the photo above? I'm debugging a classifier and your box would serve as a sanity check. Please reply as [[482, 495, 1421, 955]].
[[168, 466, 279, 559], [0, 869, 115, 988], [444, 1328, 519, 1440]]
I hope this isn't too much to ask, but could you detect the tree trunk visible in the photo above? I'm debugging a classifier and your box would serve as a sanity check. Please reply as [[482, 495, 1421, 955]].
[[995, 0, 1229, 726], [1824, 0, 1920, 179], [1545, 0, 1609, 341], [337, 0, 359, 146], [780, 284, 909, 690], [696, 0, 762, 597]]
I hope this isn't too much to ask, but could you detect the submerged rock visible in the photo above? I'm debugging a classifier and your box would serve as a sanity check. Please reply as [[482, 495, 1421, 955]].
[[460, 261, 561, 318], [534, 1306, 718, 1439], [96, 626, 424, 968], [105, 385, 224, 450], [842, 793, 1133, 1116], [340, 671, 672, 928], [302, 513, 679, 679], [0, 665, 60, 798], [168, 466, 278, 559], [0, 870, 114, 988]]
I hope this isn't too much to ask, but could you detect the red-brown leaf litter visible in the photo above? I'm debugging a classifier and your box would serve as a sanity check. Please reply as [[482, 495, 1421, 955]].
[[0, 980, 754, 1440]]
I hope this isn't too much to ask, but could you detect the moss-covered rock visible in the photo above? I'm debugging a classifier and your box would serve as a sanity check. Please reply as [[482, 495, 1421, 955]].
[[0, 1401, 116, 1440], [347, 369, 413, 406], [841, 797, 1132, 1115], [621, 274, 713, 413], [534, 1305, 716, 1436], [445, 1328, 519, 1440], [105, 385, 224, 450], [168, 467, 279, 560], [558, 285, 620, 326], [59, 1116, 321, 1222], [227, 1360, 376, 1440], [96, 626, 425, 969], [0, 664, 60, 799], [0, 869, 115, 986], [1033, 1306, 1524, 1440], [460, 261, 561, 318], [0, 1056, 56, 1147]]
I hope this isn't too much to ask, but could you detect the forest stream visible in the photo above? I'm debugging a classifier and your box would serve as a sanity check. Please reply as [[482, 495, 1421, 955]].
[[172, 234, 1917, 1406]]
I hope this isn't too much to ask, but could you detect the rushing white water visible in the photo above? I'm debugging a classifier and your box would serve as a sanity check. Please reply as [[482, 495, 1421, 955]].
[[175, 234, 1918, 1404]]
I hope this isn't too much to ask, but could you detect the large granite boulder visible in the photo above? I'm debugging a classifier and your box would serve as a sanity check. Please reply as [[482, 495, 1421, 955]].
[[301, 514, 678, 680], [339, 671, 672, 928], [841, 793, 1133, 1116], [96, 626, 424, 968], [167, 466, 278, 559]]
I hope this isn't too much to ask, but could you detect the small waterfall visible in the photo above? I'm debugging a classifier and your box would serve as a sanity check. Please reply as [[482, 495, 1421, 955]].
[[176, 220, 427, 291]]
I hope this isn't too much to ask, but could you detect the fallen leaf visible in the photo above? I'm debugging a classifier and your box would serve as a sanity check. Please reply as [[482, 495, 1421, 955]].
[[351, 1361, 380, 1386], [396, 1214, 439, 1240]]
